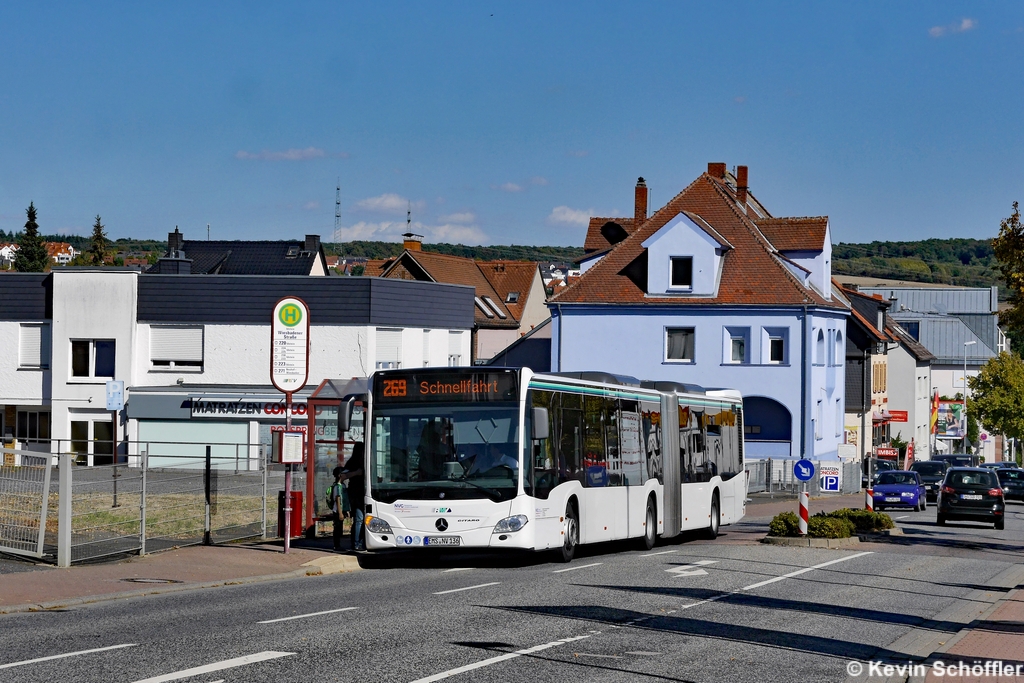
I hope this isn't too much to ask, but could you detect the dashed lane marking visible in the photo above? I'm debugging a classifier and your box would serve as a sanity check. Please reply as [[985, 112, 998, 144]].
[[443, 568, 475, 572], [640, 550, 677, 557], [258, 607, 357, 624], [433, 582, 501, 595], [552, 562, 603, 574], [741, 551, 873, 590], [130, 651, 296, 683], [409, 634, 595, 682], [0, 644, 137, 670]]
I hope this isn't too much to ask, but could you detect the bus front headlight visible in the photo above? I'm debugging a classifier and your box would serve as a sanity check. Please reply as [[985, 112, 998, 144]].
[[365, 516, 393, 534], [492, 515, 528, 534]]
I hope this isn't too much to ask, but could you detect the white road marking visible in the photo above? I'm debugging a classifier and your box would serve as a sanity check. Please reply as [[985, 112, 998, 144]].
[[641, 550, 677, 557], [666, 560, 718, 577], [679, 594, 729, 609], [130, 651, 296, 683], [433, 582, 501, 595], [742, 552, 873, 591], [895, 515, 909, 519], [552, 562, 603, 574], [576, 653, 622, 659], [258, 607, 357, 624], [0, 643, 137, 670], [443, 568, 475, 572], [409, 634, 593, 683]]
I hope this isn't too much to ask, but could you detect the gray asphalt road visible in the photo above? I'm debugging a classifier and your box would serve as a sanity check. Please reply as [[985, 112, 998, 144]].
[[1, 501, 1019, 683]]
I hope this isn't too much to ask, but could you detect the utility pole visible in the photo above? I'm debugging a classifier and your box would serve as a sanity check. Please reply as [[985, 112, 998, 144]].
[[334, 179, 342, 242]]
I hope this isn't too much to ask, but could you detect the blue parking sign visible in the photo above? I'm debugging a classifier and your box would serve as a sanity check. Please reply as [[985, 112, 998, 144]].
[[818, 464, 841, 492]]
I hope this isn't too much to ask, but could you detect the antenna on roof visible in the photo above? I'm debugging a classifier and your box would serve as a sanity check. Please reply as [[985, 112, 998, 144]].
[[207, 223, 210, 241], [334, 178, 342, 242], [407, 200, 411, 232]]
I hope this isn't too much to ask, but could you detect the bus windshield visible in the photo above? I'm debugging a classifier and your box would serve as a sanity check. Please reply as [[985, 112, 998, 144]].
[[370, 403, 520, 503]]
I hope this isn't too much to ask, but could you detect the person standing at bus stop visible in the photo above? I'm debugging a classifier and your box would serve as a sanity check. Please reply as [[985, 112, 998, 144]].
[[340, 443, 366, 552], [328, 466, 350, 551]]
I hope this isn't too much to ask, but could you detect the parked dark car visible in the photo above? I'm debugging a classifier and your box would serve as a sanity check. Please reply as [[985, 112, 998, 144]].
[[872, 471, 927, 511], [910, 461, 948, 503], [932, 454, 981, 468], [981, 461, 1019, 470], [997, 468, 1024, 502], [862, 458, 899, 489], [937, 467, 1005, 530]]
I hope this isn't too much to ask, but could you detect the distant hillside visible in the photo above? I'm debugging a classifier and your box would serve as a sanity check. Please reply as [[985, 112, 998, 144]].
[[325, 240, 585, 263], [833, 238, 1003, 292]]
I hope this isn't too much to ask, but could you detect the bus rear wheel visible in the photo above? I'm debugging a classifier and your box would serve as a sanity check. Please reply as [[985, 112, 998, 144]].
[[639, 497, 657, 550], [703, 493, 720, 540], [558, 502, 578, 563]]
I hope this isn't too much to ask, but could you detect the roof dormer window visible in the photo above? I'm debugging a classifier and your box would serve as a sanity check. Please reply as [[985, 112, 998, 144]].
[[670, 257, 693, 289]]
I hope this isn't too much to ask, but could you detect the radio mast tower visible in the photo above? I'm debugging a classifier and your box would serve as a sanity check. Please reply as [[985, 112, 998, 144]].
[[334, 179, 342, 242], [407, 200, 411, 231]]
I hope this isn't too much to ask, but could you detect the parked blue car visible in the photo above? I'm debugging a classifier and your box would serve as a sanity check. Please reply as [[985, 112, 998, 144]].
[[872, 470, 927, 511]]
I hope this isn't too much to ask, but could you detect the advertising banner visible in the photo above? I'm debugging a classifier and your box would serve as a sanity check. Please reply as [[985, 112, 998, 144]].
[[937, 401, 964, 438]]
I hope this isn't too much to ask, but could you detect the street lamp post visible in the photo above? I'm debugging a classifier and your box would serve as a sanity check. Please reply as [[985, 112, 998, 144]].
[[964, 340, 976, 455]]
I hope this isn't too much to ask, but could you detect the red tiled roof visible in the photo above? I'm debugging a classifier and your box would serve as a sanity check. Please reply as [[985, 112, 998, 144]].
[[552, 173, 842, 308], [478, 261, 540, 322], [363, 259, 389, 277], [583, 217, 636, 253], [45, 242, 74, 257], [753, 217, 828, 252]]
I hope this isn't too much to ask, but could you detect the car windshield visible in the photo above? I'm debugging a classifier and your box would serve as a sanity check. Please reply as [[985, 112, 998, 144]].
[[998, 469, 1024, 482], [911, 462, 945, 475], [369, 403, 520, 503], [947, 471, 998, 488], [877, 471, 917, 485]]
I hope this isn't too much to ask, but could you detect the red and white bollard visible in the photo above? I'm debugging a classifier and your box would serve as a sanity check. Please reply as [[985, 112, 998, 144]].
[[798, 490, 809, 535], [865, 488, 874, 511]]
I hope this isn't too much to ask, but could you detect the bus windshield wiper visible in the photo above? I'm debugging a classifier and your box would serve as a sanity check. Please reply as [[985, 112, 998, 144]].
[[453, 476, 505, 501]]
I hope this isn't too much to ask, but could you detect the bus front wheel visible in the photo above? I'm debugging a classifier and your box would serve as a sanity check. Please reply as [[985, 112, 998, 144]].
[[703, 493, 720, 540], [559, 502, 578, 563]]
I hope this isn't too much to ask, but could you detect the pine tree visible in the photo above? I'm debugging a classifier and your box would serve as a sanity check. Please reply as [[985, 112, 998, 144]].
[[14, 202, 50, 272], [88, 215, 108, 265]]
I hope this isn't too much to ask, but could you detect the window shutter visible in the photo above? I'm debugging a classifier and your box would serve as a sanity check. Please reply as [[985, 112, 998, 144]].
[[19, 324, 48, 367], [376, 328, 403, 365], [448, 331, 463, 355], [151, 326, 204, 362]]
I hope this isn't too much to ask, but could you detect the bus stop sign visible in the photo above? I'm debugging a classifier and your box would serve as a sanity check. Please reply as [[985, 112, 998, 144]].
[[794, 459, 815, 482]]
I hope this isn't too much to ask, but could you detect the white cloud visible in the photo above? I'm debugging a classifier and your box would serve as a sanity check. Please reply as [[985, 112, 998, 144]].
[[235, 146, 326, 161], [438, 211, 476, 224], [333, 219, 487, 245], [529, 176, 548, 186], [547, 205, 593, 227], [929, 18, 976, 37], [354, 193, 426, 215], [494, 182, 522, 193]]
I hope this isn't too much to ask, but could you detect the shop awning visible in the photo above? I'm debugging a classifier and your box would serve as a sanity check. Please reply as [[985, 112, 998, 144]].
[[872, 410, 892, 423]]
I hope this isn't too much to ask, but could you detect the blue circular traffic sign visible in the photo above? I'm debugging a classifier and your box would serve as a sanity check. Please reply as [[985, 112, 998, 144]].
[[794, 459, 815, 482]]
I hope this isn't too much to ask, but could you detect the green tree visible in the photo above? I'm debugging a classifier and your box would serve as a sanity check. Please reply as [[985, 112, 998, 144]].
[[14, 202, 50, 272], [968, 352, 1024, 442], [993, 202, 1024, 353], [88, 215, 108, 265]]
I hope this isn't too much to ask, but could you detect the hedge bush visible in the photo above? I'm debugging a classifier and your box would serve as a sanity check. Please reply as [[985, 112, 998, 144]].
[[767, 507, 894, 537]]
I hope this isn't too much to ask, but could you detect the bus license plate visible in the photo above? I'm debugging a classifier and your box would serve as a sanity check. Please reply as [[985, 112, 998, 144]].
[[961, 494, 982, 500], [424, 536, 461, 547]]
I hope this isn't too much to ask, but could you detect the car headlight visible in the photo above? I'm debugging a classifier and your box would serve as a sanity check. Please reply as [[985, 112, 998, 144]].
[[902, 492, 914, 497], [365, 515, 393, 534], [492, 515, 528, 534]]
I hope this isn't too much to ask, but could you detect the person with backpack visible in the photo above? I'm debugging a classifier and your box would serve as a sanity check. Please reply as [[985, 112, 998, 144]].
[[339, 443, 366, 551], [326, 465, 350, 551]]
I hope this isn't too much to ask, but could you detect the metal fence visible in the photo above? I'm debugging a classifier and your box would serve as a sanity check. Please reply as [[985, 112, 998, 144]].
[[745, 458, 862, 496], [0, 447, 52, 558], [0, 439, 283, 566]]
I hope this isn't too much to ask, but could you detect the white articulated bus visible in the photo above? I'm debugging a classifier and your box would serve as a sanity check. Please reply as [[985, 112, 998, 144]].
[[353, 367, 746, 561]]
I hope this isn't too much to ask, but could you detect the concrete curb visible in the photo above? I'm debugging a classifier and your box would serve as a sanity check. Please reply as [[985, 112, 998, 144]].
[[0, 555, 363, 615], [760, 535, 862, 549]]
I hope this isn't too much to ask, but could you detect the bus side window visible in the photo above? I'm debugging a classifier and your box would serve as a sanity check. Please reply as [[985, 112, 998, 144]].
[[526, 390, 557, 499], [559, 393, 583, 485]]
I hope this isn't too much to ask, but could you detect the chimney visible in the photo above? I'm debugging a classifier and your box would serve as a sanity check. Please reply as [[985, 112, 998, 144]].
[[634, 177, 648, 227], [167, 227, 184, 256], [707, 162, 727, 179], [304, 234, 320, 253], [402, 232, 423, 251], [736, 165, 749, 207]]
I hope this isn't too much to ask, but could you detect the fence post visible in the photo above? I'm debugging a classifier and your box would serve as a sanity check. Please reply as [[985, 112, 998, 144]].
[[204, 445, 212, 546], [140, 448, 148, 556], [261, 444, 268, 540], [57, 453, 72, 568]]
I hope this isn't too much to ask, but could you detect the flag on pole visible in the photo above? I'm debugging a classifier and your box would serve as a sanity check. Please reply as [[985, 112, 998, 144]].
[[930, 389, 939, 434]]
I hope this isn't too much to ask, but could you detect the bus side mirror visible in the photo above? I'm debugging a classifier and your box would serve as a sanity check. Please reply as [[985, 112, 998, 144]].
[[340, 398, 354, 433], [531, 407, 549, 441]]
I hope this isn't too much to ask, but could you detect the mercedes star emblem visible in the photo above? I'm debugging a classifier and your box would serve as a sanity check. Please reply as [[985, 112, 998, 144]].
[[435, 518, 449, 532]]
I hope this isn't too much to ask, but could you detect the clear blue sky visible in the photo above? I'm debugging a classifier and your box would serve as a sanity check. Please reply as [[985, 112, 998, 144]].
[[2, 2, 1022, 247]]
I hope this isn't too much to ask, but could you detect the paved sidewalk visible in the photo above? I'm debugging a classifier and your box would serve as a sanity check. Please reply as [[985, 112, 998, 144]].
[[0, 539, 360, 614]]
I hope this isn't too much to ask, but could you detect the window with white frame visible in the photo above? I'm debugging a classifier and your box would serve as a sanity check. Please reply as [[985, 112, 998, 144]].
[[669, 257, 693, 289], [376, 328, 403, 370], [665, 327, 695, 362], [19, 323, 50, 368], [814, 329, 825, 366], [762, 327, 788, 364], [448, 331, 464, 366], [724, 326, 749, 364], [834, 330, 844, 366], [71, 339, 115, 378], [150, 326, 203, 370]]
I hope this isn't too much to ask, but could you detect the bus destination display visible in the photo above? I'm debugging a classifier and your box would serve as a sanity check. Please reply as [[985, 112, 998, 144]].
[[374, 372, 518, 403]]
